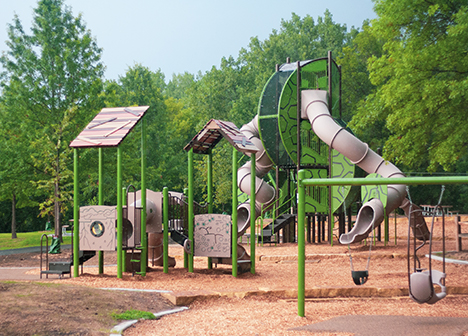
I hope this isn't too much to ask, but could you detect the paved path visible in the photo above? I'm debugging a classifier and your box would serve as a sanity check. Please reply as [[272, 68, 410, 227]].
[[292, 315, 468, 336]]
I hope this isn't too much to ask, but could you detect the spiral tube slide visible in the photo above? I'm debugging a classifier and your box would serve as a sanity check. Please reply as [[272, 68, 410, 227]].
[[301, 90, 407, 244], [236, 115, 276, 236]]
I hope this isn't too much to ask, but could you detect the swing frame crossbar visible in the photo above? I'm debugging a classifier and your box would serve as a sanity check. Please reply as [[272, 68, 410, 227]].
[[296, 172, 468, 317]]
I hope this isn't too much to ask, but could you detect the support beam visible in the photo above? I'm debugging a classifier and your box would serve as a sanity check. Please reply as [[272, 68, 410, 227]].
[[140, 117, 147, 276], [73, 148, 79, 277], [188, 148, 194, 273], [232, 148, 238, 277], [117, 146, 123, 278], [250, 152, 256, 274], [98, 148, 104, 274]]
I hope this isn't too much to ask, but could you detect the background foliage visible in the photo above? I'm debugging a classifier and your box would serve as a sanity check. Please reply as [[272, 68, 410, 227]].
[[1, 0, 468, 234]]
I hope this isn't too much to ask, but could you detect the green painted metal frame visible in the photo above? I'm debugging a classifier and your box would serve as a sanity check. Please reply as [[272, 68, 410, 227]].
[[73, 149, 79, 277], [98, 148, 104, 274], [117, 147, 123, 278], [207, 150, 213, 269], [296, 172, 468, 317], [231, 148, 238, 277], [163, 187, 169, 274], [140, 118, 147, 276], [250, 152, 256, 274], [188, 148, 194, 272]]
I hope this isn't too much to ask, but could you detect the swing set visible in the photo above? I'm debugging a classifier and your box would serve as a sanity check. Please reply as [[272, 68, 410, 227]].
[[296, 173, 468, 317]]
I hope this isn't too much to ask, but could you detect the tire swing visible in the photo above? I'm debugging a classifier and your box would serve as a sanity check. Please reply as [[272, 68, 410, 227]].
[[344, 176, 387, 286], [407, 186, 447, 304]]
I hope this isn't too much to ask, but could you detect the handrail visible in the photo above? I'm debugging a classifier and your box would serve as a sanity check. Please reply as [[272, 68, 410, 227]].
[[296, 171, 468, 317]]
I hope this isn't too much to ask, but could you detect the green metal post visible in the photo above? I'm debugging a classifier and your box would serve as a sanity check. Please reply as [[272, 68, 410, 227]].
[[73, 148, 80, 277], [298, 170, 306, 317], [117, 147, 123, 279], [384, 214, 389, 246], [183, 188, 188, 269], [188, 148, 194, 273], [98, 148, 104, 274], [232, 148, 238, 277], [140, 117, 147, 276], [121, 187, 126, 273], [250, 152, 256, 274], [163, 187, 169, 274], [207, 150, 213, 269]]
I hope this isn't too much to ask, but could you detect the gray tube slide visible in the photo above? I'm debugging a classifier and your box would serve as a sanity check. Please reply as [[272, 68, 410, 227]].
[[301, 90, 407, 244], [237, 115, 276, 237]]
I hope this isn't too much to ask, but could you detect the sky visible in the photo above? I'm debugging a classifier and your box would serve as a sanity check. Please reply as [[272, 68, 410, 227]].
[[0, 0, 376, 82]]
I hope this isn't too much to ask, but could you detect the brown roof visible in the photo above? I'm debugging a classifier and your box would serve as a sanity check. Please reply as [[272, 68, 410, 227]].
[[184, 119, 258, 154], [69, 106, 149, 148]]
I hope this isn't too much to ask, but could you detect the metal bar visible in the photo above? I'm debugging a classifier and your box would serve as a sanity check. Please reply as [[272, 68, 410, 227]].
[[232, 148, 238, 277], [98, 148, 104, 274], [301, 176, 468, 187], [73, 148, 79, 277], [140, 117, 147, 276], [163, 187, 169, 274], [121, 187, 127, 273], [207, 150, 213, 269], [327, 51, 333, 246], [250, 152, 256, 274], [188, 148, 194, 273], [117, 146, 123, 278], [297, 169, 306, 317], [296, 60, 301, 173]]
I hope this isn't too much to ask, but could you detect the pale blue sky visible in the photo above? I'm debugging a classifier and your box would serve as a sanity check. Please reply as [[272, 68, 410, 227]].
[[0, 0, 376, 81]]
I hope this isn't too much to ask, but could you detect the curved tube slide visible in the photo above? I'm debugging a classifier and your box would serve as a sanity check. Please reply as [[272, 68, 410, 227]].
[[237, 116, 276, 236], [301, 90, 407, 244]]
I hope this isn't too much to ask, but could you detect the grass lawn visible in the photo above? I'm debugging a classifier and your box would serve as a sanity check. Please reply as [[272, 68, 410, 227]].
[[0, 231, 72, 250]]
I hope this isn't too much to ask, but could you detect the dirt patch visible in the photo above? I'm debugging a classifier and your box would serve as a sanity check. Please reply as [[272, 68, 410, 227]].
[[0, 281, 174, 336]]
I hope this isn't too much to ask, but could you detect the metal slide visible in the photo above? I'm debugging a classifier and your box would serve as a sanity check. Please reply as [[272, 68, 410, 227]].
[[236, 115, 276, 236], [301, 90, 408, 244]]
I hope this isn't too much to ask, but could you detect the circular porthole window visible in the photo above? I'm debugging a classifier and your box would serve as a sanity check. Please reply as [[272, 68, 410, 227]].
[[90, 221, 105, 238]]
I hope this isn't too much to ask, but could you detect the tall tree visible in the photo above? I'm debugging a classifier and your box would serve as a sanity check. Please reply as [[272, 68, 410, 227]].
[[0, 0, 104, 238], [354, 0, 468, 172]]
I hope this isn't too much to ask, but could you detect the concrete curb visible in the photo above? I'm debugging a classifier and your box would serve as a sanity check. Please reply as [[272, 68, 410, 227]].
[[109, 307, 189, 335], [428, 252, 468, 265], [161, 285, 468, 306]]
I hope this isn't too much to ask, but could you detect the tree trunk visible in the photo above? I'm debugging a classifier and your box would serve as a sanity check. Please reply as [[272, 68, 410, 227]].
[[54, 180, 62, 241], [11, 191, 17, 239]]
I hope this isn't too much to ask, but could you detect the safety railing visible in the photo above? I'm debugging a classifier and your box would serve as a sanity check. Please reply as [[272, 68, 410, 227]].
[[296, 171, 468, 317]]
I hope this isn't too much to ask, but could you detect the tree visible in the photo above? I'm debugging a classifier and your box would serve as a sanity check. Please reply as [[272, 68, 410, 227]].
[[0, 0, 104, 238], [354, 0, 468, 172]]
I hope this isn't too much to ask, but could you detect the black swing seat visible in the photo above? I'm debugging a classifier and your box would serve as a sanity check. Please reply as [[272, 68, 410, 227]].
[[410, 269, 447, 304], [352, 270, 369, 285]]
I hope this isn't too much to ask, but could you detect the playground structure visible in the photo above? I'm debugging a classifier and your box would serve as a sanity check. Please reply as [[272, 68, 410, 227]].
[[62, 53, 468, 318]]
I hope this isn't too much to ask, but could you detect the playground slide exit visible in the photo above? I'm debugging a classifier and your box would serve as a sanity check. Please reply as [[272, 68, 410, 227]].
[[302, 90, 407, 244]]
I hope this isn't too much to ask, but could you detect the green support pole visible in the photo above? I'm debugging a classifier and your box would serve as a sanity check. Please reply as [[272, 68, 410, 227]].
[[298, 170, 306, 317], [121, 187, 126, 273], [250, 152, 256, 274], [117, 147, 123, 279], [140, 117, 147, 276], [183, 188, 188, 269], [207, 150, 213, 269], [73, 148, 80, 277], [163, 187, 169, 274], [384, 214, 389, 246], [98, 148, 104, 274], [188, 148, 194, 273], [232, 148, 238, 277]]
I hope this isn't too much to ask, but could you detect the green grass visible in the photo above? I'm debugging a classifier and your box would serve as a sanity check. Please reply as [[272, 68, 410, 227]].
[[111, 309, 156, 321], [0, 231, 72, 250]]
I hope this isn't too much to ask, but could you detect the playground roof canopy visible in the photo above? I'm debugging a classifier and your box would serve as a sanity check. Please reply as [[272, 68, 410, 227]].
[[69, 106, 149, 148], [184, 119, 258, 155]]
